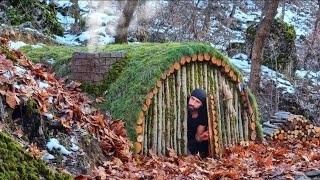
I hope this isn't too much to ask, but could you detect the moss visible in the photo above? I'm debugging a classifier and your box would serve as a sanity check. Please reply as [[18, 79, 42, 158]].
[[2, 0, 64, 36], [0, 132, 72, 179], [19, 45, 87, 77], [0, 44, 19, 62], [247, 90, 263, 141], [245, 18, 297, 72]]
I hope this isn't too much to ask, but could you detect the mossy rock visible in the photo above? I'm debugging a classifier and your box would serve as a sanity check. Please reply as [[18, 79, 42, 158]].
[[0, 132, 72, 180], [0, 0, 64, 36], [245, 18, 298, 75]]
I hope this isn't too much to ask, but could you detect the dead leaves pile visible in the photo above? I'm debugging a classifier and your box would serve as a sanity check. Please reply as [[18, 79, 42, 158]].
[[0, 37, 132, 159], [79, 139, 320, 179]]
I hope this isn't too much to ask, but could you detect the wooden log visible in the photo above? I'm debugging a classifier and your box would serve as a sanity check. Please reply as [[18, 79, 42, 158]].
[[152, 95, 158, 152], [204, 53, 210, 61], [216, 59, 222, 66], [173, 62, 180, 70], [136, 125, 143, 134], [186, 56, 191, 63], [278, 133, 285, 140], [263, 129, 275, 136], [211, 56, 217, 65], [263, 121, 280, 129], [137, 117, 143, 125], [238, 93, 244, 142], [274, 111, 292, 116], [204, 63, 208, 93], [157, 84, 163, 155], [135, 142, 142, 153], [139, 111, 144, 118], [192, 54, 197, 61], [137, 135, 144, 142], [157, 81, 162, 88], [251, 131, 256, 141], [169, 65, 175, 74], [182, 65, 188, 155], [142, 104, 148, 112], [198, 53, 204, 61], [148, 91, 154, 99], [161, 81, 166, 155], [263, 127, 278, 134], [250, 121, 256, 131], [207, 96, 215, 157], [146, 98, 152, 106], [176, 69, 181, 153], [153, 87, 158, 95], [243, 111, 249, 141], [165, 77, 171, 150], [269, 119, 288, 124], [143, 102, 150, 154], [161, 72, 167, 80], [172, 74, 178, 154], [180, 56, 186, 65], [191, 63, 195, 90], [223, 65, 231, 73]]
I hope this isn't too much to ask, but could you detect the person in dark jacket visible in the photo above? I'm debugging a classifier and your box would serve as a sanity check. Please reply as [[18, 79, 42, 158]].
[[187, 88, 209, 157]]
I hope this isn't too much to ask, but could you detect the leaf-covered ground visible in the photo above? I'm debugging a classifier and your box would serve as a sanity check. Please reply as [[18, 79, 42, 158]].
[[74, 139, 320, 179]]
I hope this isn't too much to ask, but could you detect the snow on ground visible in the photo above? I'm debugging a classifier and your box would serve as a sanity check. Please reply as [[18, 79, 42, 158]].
[[6, 1, 319, 92], [46, 138, 71, 155], [230, 55, 295, 94]]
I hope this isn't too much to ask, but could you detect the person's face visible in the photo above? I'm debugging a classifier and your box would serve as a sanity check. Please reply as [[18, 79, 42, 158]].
[[188, 96, 202, 112]]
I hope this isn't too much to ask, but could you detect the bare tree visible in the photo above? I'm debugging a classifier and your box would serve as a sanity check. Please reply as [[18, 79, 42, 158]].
[[229, 0, 239, 18], [280, 0, 286, 20], [203, 0, 214, 34], [115, 0, 139, 44], [249, 0, 280, 95], [303, 0, 320, 69]]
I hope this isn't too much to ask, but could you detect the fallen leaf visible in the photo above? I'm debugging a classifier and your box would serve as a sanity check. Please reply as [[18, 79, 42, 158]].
[[13, 128, 23, 138], [26, 143, 46, 158], [95, 97, 104, 103], [6, 91, 19, 108], [265, 154, 273, 167], [0, 122, 4, 131]]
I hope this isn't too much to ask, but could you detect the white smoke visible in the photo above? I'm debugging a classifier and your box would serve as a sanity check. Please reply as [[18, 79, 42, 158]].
[[84, 0, 162, 48]]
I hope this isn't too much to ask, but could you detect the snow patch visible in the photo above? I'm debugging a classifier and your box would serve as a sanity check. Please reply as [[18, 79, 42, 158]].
[[44, 113, 54, 120], [9, 41, 27, 50], [38, 81, 50, 89], [14, 66, 26, 75], [3, 71, 12, 79], [42, 153, 55, 160], [46, 138, 71, 155]]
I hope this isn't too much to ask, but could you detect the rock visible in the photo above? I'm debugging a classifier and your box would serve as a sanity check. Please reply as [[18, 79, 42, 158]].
[[294, 173, 312, 180], [305, 169, 320, 177], [245, 18, 298, 76]]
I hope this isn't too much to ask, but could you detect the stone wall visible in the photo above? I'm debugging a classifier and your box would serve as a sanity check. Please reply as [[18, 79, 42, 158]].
[[71, 51, 125, 83]]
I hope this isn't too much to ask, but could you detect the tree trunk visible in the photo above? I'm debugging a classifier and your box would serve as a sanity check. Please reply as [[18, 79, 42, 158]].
[[115, 0, 139, 44], [249, 0, 280, 95], [303, 0, 320, 67], [280, 0, 286, 20], [229, 0, 239, 18], [203, 0, 213, 34]]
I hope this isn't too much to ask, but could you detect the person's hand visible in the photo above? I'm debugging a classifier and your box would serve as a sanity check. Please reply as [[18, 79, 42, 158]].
[[196, 131, 209, 142]]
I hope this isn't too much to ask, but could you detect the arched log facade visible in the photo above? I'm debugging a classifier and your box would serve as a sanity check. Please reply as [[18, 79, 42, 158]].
[[101, 43, 262, 157]]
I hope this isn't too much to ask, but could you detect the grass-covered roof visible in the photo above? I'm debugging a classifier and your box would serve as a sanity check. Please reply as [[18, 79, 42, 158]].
[[95, 42, 253, 139]]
